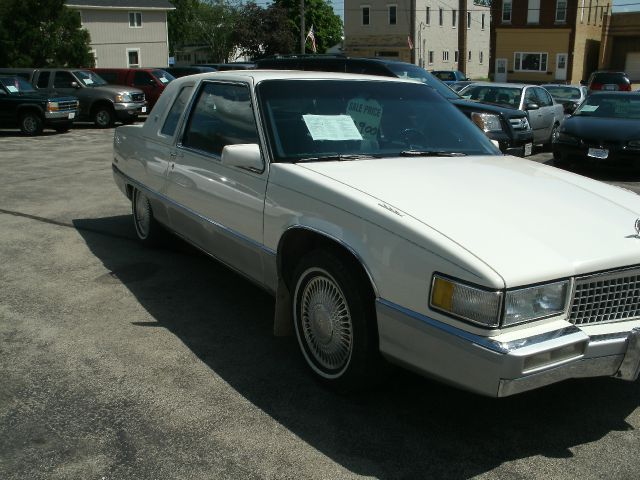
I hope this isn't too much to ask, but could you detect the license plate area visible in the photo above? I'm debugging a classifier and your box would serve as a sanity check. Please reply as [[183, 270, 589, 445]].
[[68, 112, 75, 119], [588, 147, 609, 159], [524, 142, 533, 156]]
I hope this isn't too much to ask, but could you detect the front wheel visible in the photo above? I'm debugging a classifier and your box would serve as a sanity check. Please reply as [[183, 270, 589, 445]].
[[292, 250, 383, 390], [132, 188, 162, 245], [93, 106, 114, 128], [20, 112, 44, 136]]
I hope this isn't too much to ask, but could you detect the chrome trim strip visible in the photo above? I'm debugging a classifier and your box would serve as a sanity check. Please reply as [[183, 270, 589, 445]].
[[282, 224, 380, 297], [377, 298, 585, 355], [112, 164, 276, 257]]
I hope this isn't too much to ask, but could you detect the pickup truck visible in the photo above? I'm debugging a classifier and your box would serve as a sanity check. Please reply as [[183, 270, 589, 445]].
[[91, 68, 174, 111], [0, 75, 79, 135], [0, 68, 147, 128]]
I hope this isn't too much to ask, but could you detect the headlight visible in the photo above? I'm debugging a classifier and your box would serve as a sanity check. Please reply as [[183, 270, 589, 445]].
[[47, 101, 59, 112], [628, 140, 640, 149], [510, 116, 530, 130], [503, 281, 569, 326], [430, 275, 502, 327], [557, 132, 579, 144], [430, 274, 570, 328], [115, 93, 132, 103], [471, 112, 503, 132]]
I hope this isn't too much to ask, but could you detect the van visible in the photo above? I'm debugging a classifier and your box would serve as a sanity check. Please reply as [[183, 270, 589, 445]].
[[91, 68, 174, 110]]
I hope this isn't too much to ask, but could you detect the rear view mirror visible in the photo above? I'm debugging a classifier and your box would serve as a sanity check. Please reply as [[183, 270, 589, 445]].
[[526, 103, 540, 110], [221, 144, 263, 172], [71, 81, 79, 88]]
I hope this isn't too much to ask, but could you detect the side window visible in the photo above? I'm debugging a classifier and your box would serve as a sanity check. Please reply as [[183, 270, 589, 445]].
[[534, 88, 553, 107], [36, 71, 50, 88], [133, 71, 153, 87], [524, 88, 538, 106], [182, 83, 258, 157], [98, 71, 118, 83], [53, 71, 76, 88], [161, 86, 193, 137]]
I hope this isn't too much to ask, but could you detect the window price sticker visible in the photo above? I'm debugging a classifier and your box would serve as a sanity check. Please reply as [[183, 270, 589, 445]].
[[346, 97, 383, 140], [302, 114, 363, 141]]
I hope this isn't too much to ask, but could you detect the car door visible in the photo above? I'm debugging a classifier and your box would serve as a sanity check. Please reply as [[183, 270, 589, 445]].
[[50, 71, 90, 118], [167, 80, 268, 285], [132, 70, 159, 107], [534, 87, 556, 139], [522, 87, 546, 143]]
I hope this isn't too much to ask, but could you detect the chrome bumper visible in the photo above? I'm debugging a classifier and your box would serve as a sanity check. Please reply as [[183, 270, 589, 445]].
[[376, 299, 640, 397], [45, 110, 77, 120]]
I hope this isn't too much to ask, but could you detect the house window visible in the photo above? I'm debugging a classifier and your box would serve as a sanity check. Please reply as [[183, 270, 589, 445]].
[[556, 0, 567, 22], [467, 12, 471, 28], [426, 6, 430, 25], [514, 52, 548, 71], [388, 5, 397, 25], [479, 51, 484, 64], [439, 8, 443, 26], [361, 6, 370, 25], [468, 50, 472, 62], [428, 50, 434, 65], [129, 12, 142, 28], [502, 0, 512, 23], [127, 48, 141, 68], [482, 13, 486, 29], [588, 0, 592, 24], [454, 50, 459, 62], [452, 9, 457, 27], [528, 0, 540, 24], [443, 51, 449, 62], [581, 0, 585, 23]]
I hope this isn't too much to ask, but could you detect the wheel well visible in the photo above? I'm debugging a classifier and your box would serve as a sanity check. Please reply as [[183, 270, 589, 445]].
[[278, 228, 376, 301], [125, 183, 134, 200], [17, 106, 43, 119], [91, 100, 113, 115]]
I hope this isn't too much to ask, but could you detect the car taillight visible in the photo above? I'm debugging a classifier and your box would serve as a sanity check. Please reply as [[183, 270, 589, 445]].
[[620, 84, 632, 91], [590, 82, 603, 90]]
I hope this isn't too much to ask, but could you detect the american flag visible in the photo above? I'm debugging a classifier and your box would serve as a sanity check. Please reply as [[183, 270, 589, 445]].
[[306, 25, 317, 53]]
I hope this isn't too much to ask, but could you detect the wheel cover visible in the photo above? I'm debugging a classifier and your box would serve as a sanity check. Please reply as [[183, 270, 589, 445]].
[[299, 272, 353, 374], [23, 116, 37, 133], [133, 191, 151, 239], [552, 125, 559, 142]]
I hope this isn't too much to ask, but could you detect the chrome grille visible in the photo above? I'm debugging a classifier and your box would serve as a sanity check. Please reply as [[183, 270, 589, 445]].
[[58, 100, 78, 111], [131, 93, 145, 102], [569, 267, 640, 325]]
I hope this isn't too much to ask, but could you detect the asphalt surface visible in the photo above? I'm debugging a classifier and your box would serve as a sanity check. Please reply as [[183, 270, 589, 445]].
[[1, 126, 639, 480]]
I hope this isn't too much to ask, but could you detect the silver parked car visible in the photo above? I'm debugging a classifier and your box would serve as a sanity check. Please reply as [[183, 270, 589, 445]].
[[460, 82, 564, 146], [541, 84, 588, 115]]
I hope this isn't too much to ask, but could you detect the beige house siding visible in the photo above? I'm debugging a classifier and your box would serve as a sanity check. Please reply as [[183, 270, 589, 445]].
[[495, 29, 571, 83], [571, 7, 607, 83], [600, 12, 640, 81], [77, 8, 169, 67]]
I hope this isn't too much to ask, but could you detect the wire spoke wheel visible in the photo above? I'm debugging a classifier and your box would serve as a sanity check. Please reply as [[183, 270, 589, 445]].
[[299, 273, 353, 374], [133, 190, 151, 239]]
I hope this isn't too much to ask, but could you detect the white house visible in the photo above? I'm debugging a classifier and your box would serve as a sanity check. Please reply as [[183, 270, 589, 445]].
[[66, 0, 175, 68]]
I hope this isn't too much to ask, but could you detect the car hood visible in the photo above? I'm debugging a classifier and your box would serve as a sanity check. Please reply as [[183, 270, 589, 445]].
[[298, 155, 640, 286], [562, 116, 640, 142]]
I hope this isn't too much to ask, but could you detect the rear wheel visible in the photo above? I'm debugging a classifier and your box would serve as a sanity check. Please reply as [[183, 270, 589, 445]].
[[132, 188, 162, 245], [545, 124, 560, 151], [292, 249, 383, 391], [20, 112, 43, 136]]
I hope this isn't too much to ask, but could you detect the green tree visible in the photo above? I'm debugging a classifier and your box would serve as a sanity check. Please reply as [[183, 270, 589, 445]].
[[274, 0, 343, 54], [0, 0, 93, 67], [167, 0, 200, 56], [232, 2, 296, 59], [191, 0, 238, 62]]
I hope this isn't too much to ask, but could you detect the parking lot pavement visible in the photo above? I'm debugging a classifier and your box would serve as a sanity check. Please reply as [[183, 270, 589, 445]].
[[1, 128, 639, 480]]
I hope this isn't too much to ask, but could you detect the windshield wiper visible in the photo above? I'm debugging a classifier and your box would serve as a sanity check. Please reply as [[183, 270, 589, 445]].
[[399, 150, 467, 157], [295, 154, 381, 163]]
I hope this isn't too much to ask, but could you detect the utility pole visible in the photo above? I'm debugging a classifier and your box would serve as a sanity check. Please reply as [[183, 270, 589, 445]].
[[458, 0, 467, 76], [300, 0, 305, 54]]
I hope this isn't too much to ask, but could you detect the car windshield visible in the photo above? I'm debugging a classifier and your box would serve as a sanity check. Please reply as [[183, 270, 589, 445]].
[[544, 86, 581, 100], [460, 85, 522, 108], [257, 79, 500, 163], [433, 71, 456, 81], [153, 69, 175, 84], [385, 63, 459, 100], [0, 76, 36, 93], [592, 73, 629, 84], [73, 70, 108, 87], [573, 95, 640, 119]]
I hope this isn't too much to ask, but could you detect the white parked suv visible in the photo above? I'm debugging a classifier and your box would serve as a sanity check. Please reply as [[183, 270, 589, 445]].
[[112, 70, 640, 396]]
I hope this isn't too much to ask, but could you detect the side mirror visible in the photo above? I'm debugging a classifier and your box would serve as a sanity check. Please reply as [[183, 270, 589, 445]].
[[71, 81, 80, 89], [221, 143, 263, 172], [526, 102, 540, 110], [580, 80, 587, 86]]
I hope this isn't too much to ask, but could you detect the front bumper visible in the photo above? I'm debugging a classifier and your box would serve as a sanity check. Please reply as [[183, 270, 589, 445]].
[[114, 101, 147, 119], [553, 142, 640, 168], [487, 128, 534, 157], [376, 299, 640, 397], [44, 110, 78, 123]]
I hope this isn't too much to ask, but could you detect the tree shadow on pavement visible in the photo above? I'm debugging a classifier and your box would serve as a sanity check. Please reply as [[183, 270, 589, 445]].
[[74, 215, 640, 480]]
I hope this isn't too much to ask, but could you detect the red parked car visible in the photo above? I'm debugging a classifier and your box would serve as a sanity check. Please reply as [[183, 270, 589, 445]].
[[587, 71, 632, 92], [91, 68, 175, 110]]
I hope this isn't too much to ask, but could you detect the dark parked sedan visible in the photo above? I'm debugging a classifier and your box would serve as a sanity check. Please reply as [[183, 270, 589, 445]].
[[553, 92, 640, 168]]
